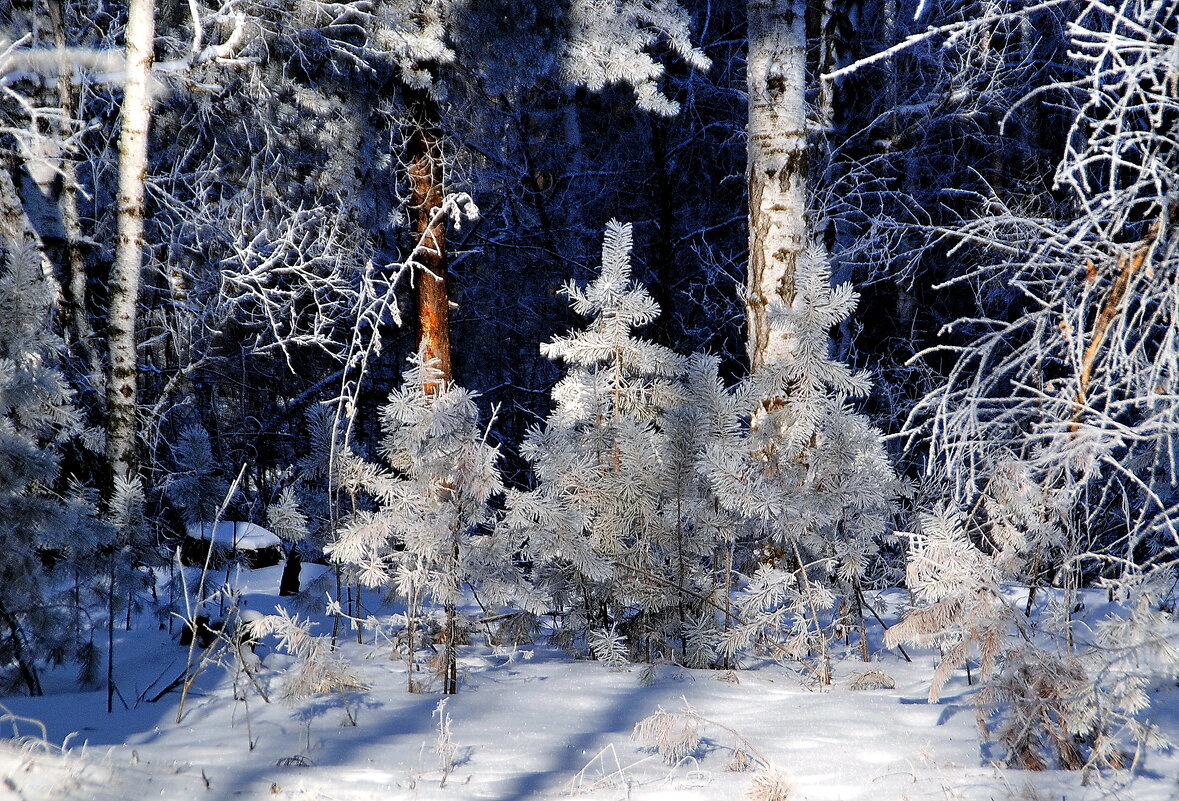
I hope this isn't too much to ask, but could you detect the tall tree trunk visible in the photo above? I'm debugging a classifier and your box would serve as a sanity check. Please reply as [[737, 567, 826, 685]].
[[0, 165, 47, 263], [746, 0, 809, 370], [47, 0, 97, 366], [106, 0, 155, 484], [406, 92, 451, 387], [406, 90, 457, 692]]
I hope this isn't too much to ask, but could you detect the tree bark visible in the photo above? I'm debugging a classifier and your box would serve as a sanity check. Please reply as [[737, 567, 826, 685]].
[[0, 600, 42, 697], [406, 90, 456, 691], [106, 0, 155, 484], [746, 0, 809, 370], [406, 92, 451, 388], [47, 0, 96, 362], [0, 164, 47, 263]]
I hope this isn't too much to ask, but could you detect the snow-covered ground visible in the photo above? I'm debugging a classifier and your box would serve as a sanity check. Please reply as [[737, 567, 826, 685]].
[[1, 566, 1176, 801]]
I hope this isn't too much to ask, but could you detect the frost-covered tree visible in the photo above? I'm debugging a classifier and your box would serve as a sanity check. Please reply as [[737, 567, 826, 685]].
[[561, 0, 710, 116], [250, 608, 367, 702], [0, 235, 95, 695], [660, 353, 749, 666], [702, 245, 901, 681], [888, 508, 1179, 772], [808, 0, 1179, 768], [899, 0, 1179, 588], [282, 405, 378, 642], [503, 221, 734, 664], [163, 425, 230, 527], [100, 474, 156, 712], [327, 356, 515, 693], [885, 506, 1017, 702], [268, 487, 310, 597], [503, 221, 681, 657]]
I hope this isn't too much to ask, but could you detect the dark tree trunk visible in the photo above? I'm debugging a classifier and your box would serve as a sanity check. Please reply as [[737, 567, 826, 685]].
[[0, 600, 42, 697]]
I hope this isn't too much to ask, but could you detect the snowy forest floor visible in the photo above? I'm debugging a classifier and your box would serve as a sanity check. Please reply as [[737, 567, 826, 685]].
[[1, 565, 1177, 801]]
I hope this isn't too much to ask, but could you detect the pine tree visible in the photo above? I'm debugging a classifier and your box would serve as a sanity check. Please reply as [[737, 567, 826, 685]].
[[286, 404, 379, 645], [326, 356, 513, 693], [101, 474, 155, 712], [164, 425, 230, 527], [660, 353, 747, 666], [250, 608, 367, 701], [503, 221, 678, 657], [0, 236, 94, 695], [561, 0, 710, 116], [702, 244, 901, 681], [503, 221, 733, 663], [268, 487, 310, 597], [884, 506, 1015, 702]]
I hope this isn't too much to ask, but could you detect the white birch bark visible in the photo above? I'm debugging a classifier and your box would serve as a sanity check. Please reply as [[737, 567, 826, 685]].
[[106, 0, 155, 482], [746, 0, 809, 370]]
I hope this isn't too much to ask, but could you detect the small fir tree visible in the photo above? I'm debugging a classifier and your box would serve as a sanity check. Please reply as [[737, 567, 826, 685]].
[[701, 244, 902, 682], [885, 506, 1016, 702], [101, 474, 157, 712], [890, 507, 1179, 772], [503, 221, 729, 663], [661, 353, 747, 666], [294, 403, 406, 644], [250, 608, 368, 701], [268, 487, 310, 596], [164, 424, 231, 527], [326, 356, 515, 693], [0, 236, 95, 694]]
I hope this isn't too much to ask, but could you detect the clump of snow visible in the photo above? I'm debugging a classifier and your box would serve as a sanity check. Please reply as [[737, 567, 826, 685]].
[[186, 521, 281, 550]]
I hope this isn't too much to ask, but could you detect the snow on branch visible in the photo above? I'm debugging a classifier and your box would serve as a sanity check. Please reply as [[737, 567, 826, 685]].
[[561, 0, 710, 116]]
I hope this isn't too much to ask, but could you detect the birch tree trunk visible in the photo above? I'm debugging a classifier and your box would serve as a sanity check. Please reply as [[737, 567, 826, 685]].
[[407, 91, 452, 387], [746, 0, 809, 370], [106, 0, 155, 483]]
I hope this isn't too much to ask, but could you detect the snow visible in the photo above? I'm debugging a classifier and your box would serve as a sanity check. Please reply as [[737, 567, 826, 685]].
[[1, 574, 1177, 801], [187, 521, 282, 550]]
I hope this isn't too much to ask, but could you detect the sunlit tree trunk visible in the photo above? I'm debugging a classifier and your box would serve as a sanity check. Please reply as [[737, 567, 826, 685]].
[[406, 89, 458, 693], [746, 0, 809, 370], [106, 0, 154, 484], [407, 91, 451, 387], [106, 0, 155, 710]]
